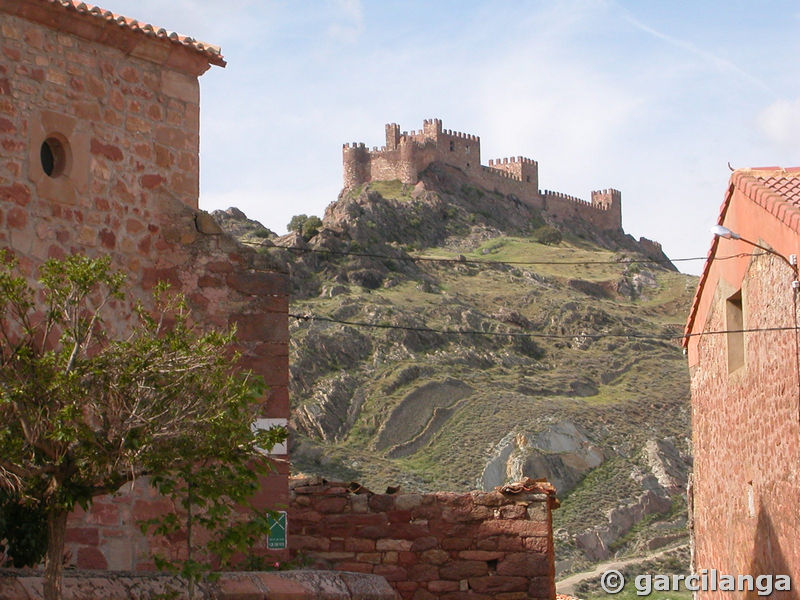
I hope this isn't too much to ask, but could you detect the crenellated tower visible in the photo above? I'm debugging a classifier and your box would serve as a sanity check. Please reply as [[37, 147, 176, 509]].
[[590, 188, 622, 229], [341, 119, 622, 231]]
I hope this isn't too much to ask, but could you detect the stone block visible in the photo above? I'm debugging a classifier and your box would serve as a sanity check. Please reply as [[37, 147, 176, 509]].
[[441, 537, 473, 551], [161, 69, 199, 103], [497, 552, 550, 577], [373, 564, 407, 581], [333, 561, 373, 574], [439, 560, 488, 580], [76, 546, 108, 570], [64, 527, 100, 546], [477, 519, 550, 538], [406, 564, 439, 582], [410, 536, 438, 552], [376, 538, 413, 551], [394, 493, 423, 510], [417, 549, 448, 565], [468, 576, 528, 593], [428, 579, 459, 592], [368, 494, 395, 512]]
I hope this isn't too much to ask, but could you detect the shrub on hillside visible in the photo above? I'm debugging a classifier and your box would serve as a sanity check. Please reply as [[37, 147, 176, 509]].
[[534, 225, 562, 245]]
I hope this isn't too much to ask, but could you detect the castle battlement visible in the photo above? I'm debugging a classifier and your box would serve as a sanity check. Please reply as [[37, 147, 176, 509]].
[[342, 119, 622, 231], [541, 190, 589, 205]]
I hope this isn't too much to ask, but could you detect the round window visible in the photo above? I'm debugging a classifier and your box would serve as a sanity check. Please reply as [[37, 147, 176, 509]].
[[40, 137, 67, 178]]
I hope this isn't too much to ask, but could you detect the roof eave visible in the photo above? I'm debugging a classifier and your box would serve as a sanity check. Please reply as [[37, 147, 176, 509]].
[[0, 0, 226, 75]]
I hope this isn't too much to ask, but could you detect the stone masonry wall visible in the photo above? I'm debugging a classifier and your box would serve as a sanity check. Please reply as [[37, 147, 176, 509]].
[[690, 247, 800, 599], [289, 478, 557, 600], [0, 4, 290, 571]]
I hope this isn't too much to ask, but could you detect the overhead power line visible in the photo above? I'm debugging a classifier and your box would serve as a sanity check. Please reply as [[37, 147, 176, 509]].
[[241, 239, 756, 268], [289, 312, 798, 343]]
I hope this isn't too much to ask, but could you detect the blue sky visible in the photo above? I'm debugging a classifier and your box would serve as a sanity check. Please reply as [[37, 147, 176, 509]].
[[99, 0, 800, 275]]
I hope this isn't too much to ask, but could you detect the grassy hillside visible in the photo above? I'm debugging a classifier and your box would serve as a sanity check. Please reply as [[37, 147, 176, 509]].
[[218, 164, 697, 575]]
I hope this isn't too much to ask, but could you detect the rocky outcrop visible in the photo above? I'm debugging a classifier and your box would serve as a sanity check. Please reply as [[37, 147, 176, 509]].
[[212, 206, 277, 241], [294, 374, 366, 441], [574, 491, 673, 562], [481, 421, 604, 494], [573, 438, 690, 561]]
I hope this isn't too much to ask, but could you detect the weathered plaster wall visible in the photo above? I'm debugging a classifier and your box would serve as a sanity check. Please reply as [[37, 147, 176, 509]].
[[289, 478, 557, 600], [0, 4, 289, 571]]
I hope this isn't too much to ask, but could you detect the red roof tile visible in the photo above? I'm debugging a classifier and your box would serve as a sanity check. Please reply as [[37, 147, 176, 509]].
[[4, 0, 225, 67], [683, 168, 800, 345]]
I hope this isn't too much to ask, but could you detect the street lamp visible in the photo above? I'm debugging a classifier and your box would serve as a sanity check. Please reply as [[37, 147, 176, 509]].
[[711, 225, 799, 288]]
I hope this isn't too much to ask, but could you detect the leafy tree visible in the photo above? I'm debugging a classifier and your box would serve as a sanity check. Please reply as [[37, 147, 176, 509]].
[[301, 216, 322, 240], [0, 252, 285, 600], [287, 214, 308, 233], [287, 214, 322, 240], [533, 225, 563, 245]]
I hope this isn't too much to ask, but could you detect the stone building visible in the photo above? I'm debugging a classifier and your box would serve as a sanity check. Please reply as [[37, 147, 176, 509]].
[[0, 0, 289, 569], [343, 118, 622, 231], [684, 167, 800, 597]]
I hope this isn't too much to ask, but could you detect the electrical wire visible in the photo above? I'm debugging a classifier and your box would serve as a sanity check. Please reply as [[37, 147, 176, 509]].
[[289, 312, 800, 343], [240, 239, 757, 268]]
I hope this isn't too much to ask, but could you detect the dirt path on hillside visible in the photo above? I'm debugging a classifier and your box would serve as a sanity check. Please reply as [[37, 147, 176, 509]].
[[556, 544, 689, 595]]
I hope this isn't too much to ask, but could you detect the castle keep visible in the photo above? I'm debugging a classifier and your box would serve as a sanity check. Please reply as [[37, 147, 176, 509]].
[[343, 118, 622, 231]]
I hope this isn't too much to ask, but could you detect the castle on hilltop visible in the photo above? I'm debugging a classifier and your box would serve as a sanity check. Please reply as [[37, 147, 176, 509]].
[[343, 118, 622, 231]]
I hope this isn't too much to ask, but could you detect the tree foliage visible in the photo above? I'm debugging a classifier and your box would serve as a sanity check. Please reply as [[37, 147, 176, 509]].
[[287, 214, 322, 241], [533, 225, 563, 246], [0, 252, 285, 600]]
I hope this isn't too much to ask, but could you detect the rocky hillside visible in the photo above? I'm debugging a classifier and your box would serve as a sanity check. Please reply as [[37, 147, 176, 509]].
[[214, 162, 696, 575]]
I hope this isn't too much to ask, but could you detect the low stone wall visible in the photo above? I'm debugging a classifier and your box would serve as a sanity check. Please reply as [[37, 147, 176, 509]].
[[289, 478, 558, 600], [0, 569, 397, 600]]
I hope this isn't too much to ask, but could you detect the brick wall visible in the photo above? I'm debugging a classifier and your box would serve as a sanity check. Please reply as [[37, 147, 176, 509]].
[[0, 2, 290, 571], [289, 478, 557, 600]]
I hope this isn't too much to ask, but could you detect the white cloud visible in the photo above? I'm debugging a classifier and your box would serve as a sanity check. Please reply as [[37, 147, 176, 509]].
[[757, 98, 800, 148]]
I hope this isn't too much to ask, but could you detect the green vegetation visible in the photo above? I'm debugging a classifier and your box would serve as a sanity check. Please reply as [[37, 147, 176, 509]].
[[370, 179, 411, 200], [287, 213, 323, 240], [0, 253, 286, 600], [533, 224, 563, 245]]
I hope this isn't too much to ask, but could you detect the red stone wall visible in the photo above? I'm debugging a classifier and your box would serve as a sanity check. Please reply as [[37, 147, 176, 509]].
[[0, 4, 289, 571], [690, 248, 800, 598], [289, 478, 557, 600]]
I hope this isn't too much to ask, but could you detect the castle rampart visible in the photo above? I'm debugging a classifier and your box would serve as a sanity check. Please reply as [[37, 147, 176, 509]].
[[343, 119, 622, 231]]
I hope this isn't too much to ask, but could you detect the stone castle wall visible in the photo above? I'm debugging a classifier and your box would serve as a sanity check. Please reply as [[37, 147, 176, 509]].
[[289, 478, 557, 600], [0, 2, 289, 570], [343, 119, 621, 231]]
